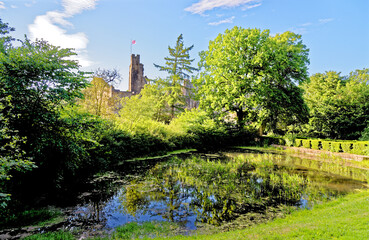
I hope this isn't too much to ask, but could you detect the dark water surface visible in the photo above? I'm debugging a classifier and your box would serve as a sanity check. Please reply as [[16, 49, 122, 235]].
[[63, 148, 368, 236]]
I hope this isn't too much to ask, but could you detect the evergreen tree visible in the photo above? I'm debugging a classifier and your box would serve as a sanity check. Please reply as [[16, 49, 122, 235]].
[[153, 34, 197, 119]]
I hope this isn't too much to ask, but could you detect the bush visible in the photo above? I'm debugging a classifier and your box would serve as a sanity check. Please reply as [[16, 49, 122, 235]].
[[341, 142, 352, 153], [321, 141, 331, 151], [331, 142, 341, 152], [311, 140, 320, 150], [351, 142, 368, 155], [301, 139, 311, 149], [284, 134, 296, 147], [295, 139, 303, 147]]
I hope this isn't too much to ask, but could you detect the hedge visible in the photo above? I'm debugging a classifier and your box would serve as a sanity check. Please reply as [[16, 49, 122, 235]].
[[321, 141, 331, 151], [311, 140, 320, 150], [294, 139, 368, 155], [295, 139, 303, 147], [341, 142, 352, 153], [331, 142, 341, 152], [352, 142, 367, 155], [302, 139, 311, 149]]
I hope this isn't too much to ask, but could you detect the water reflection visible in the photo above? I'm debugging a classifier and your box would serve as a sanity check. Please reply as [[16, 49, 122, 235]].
[[69, 150, 368, 233]]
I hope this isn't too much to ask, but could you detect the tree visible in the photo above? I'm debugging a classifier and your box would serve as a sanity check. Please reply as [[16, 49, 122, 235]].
[[0, 18, 15, 51], [94, 68, 121, 86], [80, 77, 114, 117], [154, 34, 197, 119], [302, 69, 369, 139], [79, 69, 122, 117], [0, 27, 89, 207], [197, 27, 309, 132]]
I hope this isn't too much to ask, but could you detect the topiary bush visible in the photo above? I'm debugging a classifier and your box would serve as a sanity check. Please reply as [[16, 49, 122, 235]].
[[340, 142, 352, 153], [295, 139, 303, 147], [311, 140, 320, 150], [331, 142, 341, 152], [351, 142, 368, 155], [301, 139, 311, 149], [321, 141, 331, 151]]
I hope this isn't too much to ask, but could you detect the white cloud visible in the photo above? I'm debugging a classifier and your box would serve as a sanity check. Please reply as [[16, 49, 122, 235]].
[[289, 27, 308, 35], [25, 0, 37, 7], [241, 3, 261, 11], [62, 0, 98, 16], [28, 0, 99, 67], [29, 14, 89, 50], [300, 22, 312, 27], [11, 5, 17, 8], [209, 16, 235, 26], [319, 18, 334, 24], [185, 0, 261, 15], [0, 1, 6, 9]]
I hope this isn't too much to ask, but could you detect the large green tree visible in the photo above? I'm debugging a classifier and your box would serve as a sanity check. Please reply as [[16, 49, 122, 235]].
[[154, 34, 197, 119], [0, 19, 89, 207], [302, 69, 369, 139], [197, 27, 309, 132]]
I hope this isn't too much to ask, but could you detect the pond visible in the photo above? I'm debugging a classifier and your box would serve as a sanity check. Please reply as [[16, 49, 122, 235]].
[[62, 147, 368, 238]]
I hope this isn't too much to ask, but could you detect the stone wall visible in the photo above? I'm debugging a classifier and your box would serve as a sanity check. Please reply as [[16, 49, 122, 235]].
[[129, 54, 147, 95]]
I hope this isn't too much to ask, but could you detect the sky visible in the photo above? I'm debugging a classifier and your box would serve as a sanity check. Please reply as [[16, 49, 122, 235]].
[[1, 0, 368, 91]]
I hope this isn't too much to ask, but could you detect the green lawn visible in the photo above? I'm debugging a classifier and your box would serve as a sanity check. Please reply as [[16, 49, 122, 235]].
[[166, 190, 369, 240]]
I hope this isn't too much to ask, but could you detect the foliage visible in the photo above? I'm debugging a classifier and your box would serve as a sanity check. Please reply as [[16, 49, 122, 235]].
[[197, 27, 309, 131], [0, 21, 94, 210], [295, 139, 303, 147], [94, 68, 121, 86], [154, 34, 197, 119], [283, 134, 297, 147], [302, 69, 369, 139], [0, 18, 15, 50], [321, 141, 331, 151], [340, 142, 352, 153], [0, 208, 62, 229], [296, 138, 368, 155], [301, 139, 311, 149], [118, 84, 163, 131], [360, 125, 369, 141], [310, 140, 320, 150], [79, 76, 116, 117], [154, 34, 197, 80]]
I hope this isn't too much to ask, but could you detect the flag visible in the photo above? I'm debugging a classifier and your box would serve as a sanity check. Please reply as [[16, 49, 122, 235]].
[[132, 40, 136, 44]]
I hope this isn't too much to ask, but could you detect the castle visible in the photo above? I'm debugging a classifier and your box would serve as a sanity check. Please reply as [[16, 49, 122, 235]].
[[109, 54, 147, 98], [108, 54, 198, 110]]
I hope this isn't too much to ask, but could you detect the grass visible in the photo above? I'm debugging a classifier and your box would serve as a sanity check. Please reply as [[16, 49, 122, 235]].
[[24, 230, 75, 240], [120, 149, 197, 164], [92, 221, 181, 240], [165, 190, 369, 240], [0, 208, 63, 230]]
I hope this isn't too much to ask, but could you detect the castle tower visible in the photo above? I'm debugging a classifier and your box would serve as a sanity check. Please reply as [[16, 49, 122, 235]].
[[129, 54, 146, 95]]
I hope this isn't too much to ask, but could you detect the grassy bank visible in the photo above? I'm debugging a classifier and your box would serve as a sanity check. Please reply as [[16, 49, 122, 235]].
[[168, 190, 369, 240]]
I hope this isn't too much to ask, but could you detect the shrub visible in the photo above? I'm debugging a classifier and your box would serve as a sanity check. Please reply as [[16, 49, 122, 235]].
[[321, 141, 331, 151], [295, 139, 303, 147], [260, 136, 285, 147], [351, 142, 368, 155], [284, 134, 296, 147], [301, 139, 311, 149], [340, 142, 352, 153], [331, 142, 341, 152], [311, 140, 320, 150]]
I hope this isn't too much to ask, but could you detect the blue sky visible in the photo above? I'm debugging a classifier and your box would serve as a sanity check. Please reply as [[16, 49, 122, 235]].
[[1, 0, 368, 90]]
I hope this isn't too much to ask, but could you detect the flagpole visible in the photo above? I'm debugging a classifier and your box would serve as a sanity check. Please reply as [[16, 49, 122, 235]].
[[130, 39, 132, 55]]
